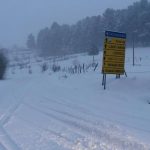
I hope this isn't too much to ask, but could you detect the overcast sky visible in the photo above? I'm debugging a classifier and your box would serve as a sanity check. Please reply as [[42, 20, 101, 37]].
[[0, 0, 139, 47]]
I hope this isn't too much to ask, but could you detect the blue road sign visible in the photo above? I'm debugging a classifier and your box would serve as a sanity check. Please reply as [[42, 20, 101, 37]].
[[105, 31, 126, 39]]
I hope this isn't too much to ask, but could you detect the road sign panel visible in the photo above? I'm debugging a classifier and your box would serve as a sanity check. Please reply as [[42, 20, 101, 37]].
[[103, 62, 124, 68], [104, 43, 125, 50], [105, 38, 126, 45], [103, 56, 125, 63], [105, 31, 126, 39], [102, 31, 126, 75], [102, 68, 125, 74], [104, 50, 125, 56], [111, 38, 126, 45]]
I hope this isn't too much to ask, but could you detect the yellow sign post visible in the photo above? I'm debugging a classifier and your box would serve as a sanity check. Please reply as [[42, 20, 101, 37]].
[[102, 31, 127, 89]]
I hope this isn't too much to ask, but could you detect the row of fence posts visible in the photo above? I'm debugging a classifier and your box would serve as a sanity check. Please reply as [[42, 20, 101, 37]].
[[63, 63, 98, 74], [10, 61, 99, 75]]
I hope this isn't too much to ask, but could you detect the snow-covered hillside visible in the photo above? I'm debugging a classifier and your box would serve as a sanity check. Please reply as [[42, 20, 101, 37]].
[[0, 48, 150, 150]]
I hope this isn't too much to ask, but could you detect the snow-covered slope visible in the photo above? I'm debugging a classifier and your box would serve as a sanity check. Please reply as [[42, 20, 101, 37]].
[[0, 48, 150, 149]]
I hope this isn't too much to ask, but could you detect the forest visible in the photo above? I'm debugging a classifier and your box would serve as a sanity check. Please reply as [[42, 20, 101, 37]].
[[27, 0, 150, 56]]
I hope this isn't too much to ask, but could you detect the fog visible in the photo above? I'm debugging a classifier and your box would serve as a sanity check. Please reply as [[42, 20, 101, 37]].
[[0, 0, 138, 47]]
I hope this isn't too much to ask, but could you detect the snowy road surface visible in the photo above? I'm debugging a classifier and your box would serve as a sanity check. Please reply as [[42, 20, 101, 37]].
[[0, 48, 150, 149]]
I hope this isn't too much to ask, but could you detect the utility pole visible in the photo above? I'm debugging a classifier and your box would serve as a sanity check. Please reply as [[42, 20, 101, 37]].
[[133, 32, 135, 66], [132, 30, 137, 66]]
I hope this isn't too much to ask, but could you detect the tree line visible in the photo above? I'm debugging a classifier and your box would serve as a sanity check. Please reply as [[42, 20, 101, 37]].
[[27, 0, 150, 56]]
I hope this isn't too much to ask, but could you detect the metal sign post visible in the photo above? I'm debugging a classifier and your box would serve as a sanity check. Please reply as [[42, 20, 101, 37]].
[[133, 33, 135, 66]]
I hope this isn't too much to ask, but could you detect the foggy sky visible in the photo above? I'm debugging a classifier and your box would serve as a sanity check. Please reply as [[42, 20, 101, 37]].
[[0, 0, 139, 48]]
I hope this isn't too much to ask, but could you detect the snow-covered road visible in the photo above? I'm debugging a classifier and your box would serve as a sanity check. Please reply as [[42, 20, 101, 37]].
[[0, 48, 150, 149]]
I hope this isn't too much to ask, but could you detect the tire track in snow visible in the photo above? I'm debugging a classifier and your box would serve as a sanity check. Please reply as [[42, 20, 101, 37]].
[[0, 142, 7, 150], [40, 95, 150, 135], [14, 108, 86, 150], [0, 100, 22, 150], [0, 78, 35, 150], [21, 102, 149, 150], [26, 99, 122, 135], [0, 98, 23, 149], [15, 104, 115, 150], [0, 124, 20, 150], [0, 102, 22, 126]]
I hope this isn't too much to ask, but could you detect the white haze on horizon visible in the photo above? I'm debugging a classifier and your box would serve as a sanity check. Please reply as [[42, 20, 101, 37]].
[[0, 0, 139, 48]]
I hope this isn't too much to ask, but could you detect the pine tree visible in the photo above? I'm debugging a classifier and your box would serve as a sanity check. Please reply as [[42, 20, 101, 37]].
[[27, 33, 36, 49], [0, 51, 7, 79]]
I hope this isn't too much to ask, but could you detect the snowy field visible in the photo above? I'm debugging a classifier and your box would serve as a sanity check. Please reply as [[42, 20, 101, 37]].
[[0, 47, 150, 149]]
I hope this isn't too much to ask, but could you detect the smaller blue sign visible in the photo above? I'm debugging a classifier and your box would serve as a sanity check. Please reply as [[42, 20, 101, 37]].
[[105, 31, 126, 39]]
